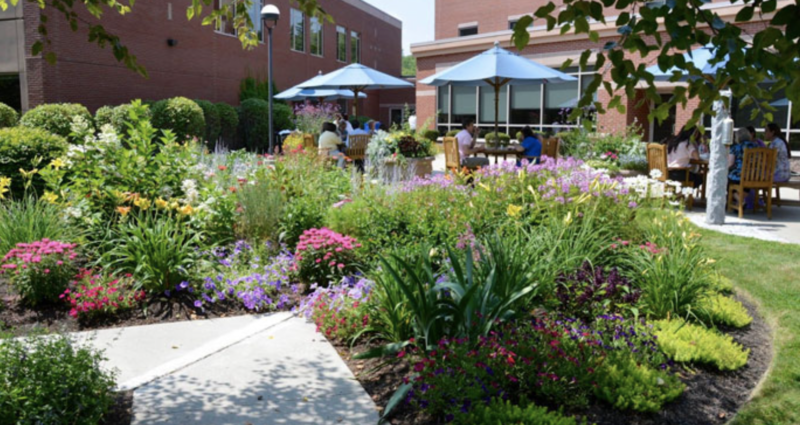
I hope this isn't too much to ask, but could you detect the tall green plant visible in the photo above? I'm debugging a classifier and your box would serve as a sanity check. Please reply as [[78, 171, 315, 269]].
[[0, 197, 81, 256], [236, 181, 283, 242]]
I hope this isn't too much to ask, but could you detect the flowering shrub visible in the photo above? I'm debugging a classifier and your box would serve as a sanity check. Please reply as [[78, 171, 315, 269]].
[[188, 241, 296, 311], [60, 269, 145, 319], [1, 239, 78, 305], [554, 262, 641, 322], [366, 130, 435, 165], [293, 102, 340, 134], [293, 228, 362, 286], [294, 276, 373, 342], [404, 315, 672, 421]]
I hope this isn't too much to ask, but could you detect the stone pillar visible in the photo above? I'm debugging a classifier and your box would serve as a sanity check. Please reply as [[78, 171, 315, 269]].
[[706, 90, 733, 225]]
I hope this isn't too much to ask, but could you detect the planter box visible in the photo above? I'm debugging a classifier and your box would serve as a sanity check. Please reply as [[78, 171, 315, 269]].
[[381, 156, 435, 180]]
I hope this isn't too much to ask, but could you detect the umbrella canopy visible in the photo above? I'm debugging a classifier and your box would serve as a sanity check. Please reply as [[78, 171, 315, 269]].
[[646, 44, 729, 81], [770, 98, 790, 107], [276, 71, 367, 102], [298, 64, 413, 117], [420, 41, 576, 139]]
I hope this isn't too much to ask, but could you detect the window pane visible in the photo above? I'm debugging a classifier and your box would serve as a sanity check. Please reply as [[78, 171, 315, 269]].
[[452, 86, 476, 125], [479, 85, 507, 124], [337, 26, 347, 61], [310, 16, 322, 56], [437, 86, 450, 124], [510, 85, 541, 125], [248, 0, 263, 41], [350, 31, 360, 63], [459, 27, 478, 37], [215, 0, 236, 35], [290, 9, 304, 52], [0, 74, 21, 111], [580, 74, 598, 102], [544, 81, 578, 126], [792, 102, 800, 129]]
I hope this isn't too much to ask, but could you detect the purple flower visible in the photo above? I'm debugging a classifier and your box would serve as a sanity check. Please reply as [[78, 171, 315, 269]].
[[193, 300, 203, 308]]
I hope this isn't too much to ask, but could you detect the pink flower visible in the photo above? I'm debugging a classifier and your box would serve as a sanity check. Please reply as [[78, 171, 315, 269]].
[[337, 264, 345, 269]]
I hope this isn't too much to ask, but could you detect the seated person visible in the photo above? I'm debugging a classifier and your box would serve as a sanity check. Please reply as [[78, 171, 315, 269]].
[[666, 127, 703, 187], [349, 119, 370, 137], [515, 126, 542, 165], [728, 127, 759, 208], [337, 119, 350, 146], [318, 122, 346, 168], [456, 119, 489, 168], [746, 126, 766, 148], [765, 123, 792, 183]]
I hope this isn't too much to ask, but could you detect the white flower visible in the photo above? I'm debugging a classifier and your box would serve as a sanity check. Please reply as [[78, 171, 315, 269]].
[[681, 187, 695, 197], [666, 180, 682, 188], [181, 179, 199, 204], [64, 207, 82, 219], [649, 169, 663, 179]]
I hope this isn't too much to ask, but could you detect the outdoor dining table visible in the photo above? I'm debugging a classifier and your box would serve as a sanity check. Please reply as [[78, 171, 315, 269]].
[[473, 144, 522, 164]]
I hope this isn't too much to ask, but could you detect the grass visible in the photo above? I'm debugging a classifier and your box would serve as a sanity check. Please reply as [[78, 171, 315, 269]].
[[699, 229, 800, 425]]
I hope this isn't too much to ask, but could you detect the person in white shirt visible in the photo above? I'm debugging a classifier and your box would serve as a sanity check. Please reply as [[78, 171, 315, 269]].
[[456, 119, 488, 167], [318, 122, 345, 168]]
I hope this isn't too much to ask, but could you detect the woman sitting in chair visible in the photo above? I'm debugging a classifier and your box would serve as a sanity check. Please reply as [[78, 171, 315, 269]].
[[666, 127, 703, 187], [318, 122, 346, 168], [515, 126, 542, 166], [765, 123, 792, 183]]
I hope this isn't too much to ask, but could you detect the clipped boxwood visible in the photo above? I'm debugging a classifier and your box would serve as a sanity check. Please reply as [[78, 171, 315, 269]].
[[95, 103, 150, 134], [20, 103, 93, 139], [216, 102, 239, 148], [422, 129, 440, 143], [273, 103, 293, 133], [239, 99, 292, 153], [484, 132, 511, 144], [151, 96, 205, 141], [445, 129, 460, 137], [0, 127, 68, 198], [0, 102, 18, 128], [194, 99, 221, 147], [0, 335, 117, 424]]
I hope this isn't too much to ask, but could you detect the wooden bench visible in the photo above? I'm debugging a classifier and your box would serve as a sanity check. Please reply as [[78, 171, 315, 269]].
[[773, 177, 800, 207]]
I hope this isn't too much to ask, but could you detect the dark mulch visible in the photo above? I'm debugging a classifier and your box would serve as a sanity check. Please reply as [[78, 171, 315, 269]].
[[340, 297, 772, 425], [101, 391, 133, 425]]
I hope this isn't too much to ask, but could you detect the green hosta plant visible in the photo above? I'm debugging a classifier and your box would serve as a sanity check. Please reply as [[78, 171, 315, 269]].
[[593, 354, 685, 413], [654, 318, 750, 371]]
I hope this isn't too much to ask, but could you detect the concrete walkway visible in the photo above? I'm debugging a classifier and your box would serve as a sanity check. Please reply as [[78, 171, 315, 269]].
[[73, 313, 378, 425]]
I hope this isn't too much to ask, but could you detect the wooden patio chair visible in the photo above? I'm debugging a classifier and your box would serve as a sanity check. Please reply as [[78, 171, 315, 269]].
[[728, 148, 777, 219], [647, 143, 694, 207], [345, 135, 370, 162], [302, 134, 316, 152], [542, 137, 560, 160]]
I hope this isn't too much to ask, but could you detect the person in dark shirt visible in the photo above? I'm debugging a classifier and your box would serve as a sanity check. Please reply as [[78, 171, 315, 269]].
[[515, 126, 542, 166]]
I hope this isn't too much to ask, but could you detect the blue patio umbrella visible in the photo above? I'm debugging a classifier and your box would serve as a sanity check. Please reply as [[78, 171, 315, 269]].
[[420, 41, 576, 138], [770, 98, 790, 107], [299, 64, 413, 117], [275, 72, 368, 102], [646, 45, 721, 82]]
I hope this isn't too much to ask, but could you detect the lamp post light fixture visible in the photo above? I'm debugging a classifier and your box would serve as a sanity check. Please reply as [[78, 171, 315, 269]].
[[261, 4, 280, 154]]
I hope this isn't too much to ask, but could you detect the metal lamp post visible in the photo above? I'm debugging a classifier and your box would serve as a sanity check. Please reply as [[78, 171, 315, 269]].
[[261, 4, 280, 154]]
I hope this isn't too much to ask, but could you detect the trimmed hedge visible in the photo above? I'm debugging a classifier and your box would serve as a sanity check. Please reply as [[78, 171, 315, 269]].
[[194, 99, 221, 147], [95, 103, 151, 134], [422, 129, 440, 143], [484, 132, 511, 144], [445, 130, 460, 137], [0, 127, 68, 198], [0, 102, 18, 128], [151, 97, 205, 141], [238, 99, 293, 153], [20, 103, 93, 139], [216, 102, 239, 149]]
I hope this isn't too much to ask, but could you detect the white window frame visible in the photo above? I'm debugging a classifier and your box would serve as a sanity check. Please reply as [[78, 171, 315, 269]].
[[310, 16, 323, 57], [350, 30, 361, 64], [290, 8, 305, 53], [336, 26, 347, 62]]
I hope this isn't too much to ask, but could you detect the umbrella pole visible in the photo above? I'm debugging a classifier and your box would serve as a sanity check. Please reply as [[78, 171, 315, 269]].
[[494, 81, 500, 142]]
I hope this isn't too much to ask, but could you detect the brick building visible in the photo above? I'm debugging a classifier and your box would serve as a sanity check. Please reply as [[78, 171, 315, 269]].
[[412, 0, 797, 143], [0, 0, 414, 125]]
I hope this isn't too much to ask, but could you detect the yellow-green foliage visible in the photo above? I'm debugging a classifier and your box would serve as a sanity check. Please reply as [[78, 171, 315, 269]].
[[698, 293, 753, 328], [459, 398, 579, 425], [594, 355, 685, 413], [654, 319, 749, 371], [710, 274, 734, 293]]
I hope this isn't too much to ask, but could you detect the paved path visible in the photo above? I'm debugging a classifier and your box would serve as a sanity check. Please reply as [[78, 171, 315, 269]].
[[686, 205, 800, 245], [73, 313, 378, 425]]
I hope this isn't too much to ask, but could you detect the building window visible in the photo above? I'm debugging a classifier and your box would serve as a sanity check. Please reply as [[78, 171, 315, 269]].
[[451, 85, 477, 126], [437, 86, 450, 125], [0, 75, 22, 112], [459, 26, 478, 37], [510, 85, 541, 127], [215, 0, 262, 41], [479, 86, 508, 124], [215, 0, 236, 36], [290, 9, 305, 52], [310, 16, 323, 57], [509, 18, 533, 30], [336, 26, 347, 62], [350, 31, 361, 63]]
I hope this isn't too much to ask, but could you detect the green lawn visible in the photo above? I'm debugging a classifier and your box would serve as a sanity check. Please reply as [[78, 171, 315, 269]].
[[699, 229, 800, 425]]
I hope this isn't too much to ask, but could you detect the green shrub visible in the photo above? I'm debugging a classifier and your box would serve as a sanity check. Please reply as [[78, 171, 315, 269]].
[[237, 181, 283, 242], [0, 196, 81, 257], [0, 334, 116, 424], [484, 132, 511, 144], [2, 239, 79, 306], [654, 318, 750, 371], [194, 99, 221, 146], [98, 214, 203, 294], [216, 102, 239, 148], [20, 103, 93, 140], [94, 103, 150, 134], [151, 96, 205, 141], [698, 293, 753, 328], [459, 398, 579, 425], [0, 127, 68, 198], [446, 129, 460, 137], [711, 273, 734, 293], [239, 98, 271, 152], [0, 102, 18, 128], [422, 129, 440, 143], [239, 75, 282, 103], [273, 103, 294, 133], [593, 354, 685, 413]]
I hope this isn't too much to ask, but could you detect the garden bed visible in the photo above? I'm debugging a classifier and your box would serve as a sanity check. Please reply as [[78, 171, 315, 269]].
[[337, 296, 772, 425]]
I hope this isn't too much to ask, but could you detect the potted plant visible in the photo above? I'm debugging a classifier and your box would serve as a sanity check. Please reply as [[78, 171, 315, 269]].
[[367, 130, 436, 180]]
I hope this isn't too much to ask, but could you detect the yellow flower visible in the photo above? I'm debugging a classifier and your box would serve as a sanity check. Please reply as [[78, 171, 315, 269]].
[[178, 204, 194, 216], [155, 198, 169, 209], [0, 176, 10, 200], [19, 168, 38, 179], [507, 204, 522, 218], [116, 206, 131, 217], [169, 201, 180, 210], [42, 191, 59, 204], [134, 197, 151, 211], [50, 158, 66, 170], [564, 211, 573, 226]]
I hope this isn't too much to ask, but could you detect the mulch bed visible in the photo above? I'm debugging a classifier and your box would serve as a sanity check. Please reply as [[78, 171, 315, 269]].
[[337, 296, 773, 425]]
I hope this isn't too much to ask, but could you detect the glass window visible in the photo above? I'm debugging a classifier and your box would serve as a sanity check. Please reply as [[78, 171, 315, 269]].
[[479, 85, 507, 124], [437, 86, 450, 124], [544, 81, 579, 126], [510, 85, 541, 125], [336, 26, 347, 62], [215, 0, 236, 36], [509, 19, 533, 30], [0, 74, 21, 111], [452, 86, 477, 125], [350, 31, 361, 63], [310, 16, 323, 56], [290, 9, 305, 52], [459, 26, 478, 37], [247, 0, 263, 41]]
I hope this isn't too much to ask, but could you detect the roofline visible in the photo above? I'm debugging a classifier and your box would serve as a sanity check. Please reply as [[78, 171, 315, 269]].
[[339, 0, 402, 29], [410, 1, 786, 58]]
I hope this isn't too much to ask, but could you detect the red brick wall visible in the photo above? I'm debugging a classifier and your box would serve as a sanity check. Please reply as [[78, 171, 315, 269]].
[[23, 0, 404, 118]]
